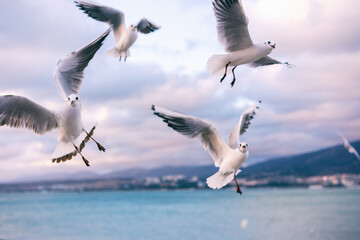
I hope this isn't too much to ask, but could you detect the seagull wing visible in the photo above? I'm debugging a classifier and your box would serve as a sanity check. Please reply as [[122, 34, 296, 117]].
[[229, 101, 261, 149], [53, 28, 110, 101], [0, 95, 58, 135], [250, 56, 295, 68], [152, 105, 232, 167], [348, 146, 360, 161], [336, 130, 352, 150], [75, 0, 125, 42], [336, 131, 360, 161], [212, 0, 253, 52], [136, 18, 160, 34]]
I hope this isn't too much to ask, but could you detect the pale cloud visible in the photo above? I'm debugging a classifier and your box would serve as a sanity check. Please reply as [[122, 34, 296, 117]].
[[0, 0, 360, 182]]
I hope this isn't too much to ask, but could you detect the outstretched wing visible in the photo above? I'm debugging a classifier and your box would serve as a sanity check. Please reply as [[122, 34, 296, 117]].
[[53, 28, 110, 101], [349, 147, 360, 161], [336, 130, 360, 161], [212, 0, 253, 52], [250, 56, 295, 68], [228, 101, 261, 149], [152, 105, 232, 167], [136, 18, 160, 34], [75, 0, 125, 42], [0, 95, 58, 135]]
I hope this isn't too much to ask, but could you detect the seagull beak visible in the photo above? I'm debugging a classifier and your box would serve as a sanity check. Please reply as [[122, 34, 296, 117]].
[[270, 44, 276, 49], [70, 100, 75, 105]]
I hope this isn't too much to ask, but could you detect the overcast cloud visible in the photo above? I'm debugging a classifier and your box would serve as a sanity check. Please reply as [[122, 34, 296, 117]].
[[0, 0, 359, 182]]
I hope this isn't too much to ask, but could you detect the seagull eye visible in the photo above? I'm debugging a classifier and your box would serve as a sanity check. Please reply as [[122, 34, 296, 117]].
[[76, 97, 78, 100], [268, 41, 271, 44], [68, 97, 70, 100], [239, 144, 242, 146]]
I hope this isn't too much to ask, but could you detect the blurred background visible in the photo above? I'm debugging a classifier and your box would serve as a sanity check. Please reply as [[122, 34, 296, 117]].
[[0, 0, 360, 239]]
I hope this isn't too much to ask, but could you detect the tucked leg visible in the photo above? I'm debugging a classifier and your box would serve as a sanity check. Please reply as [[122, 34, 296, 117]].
[[230, 66, 238, 87], [234, 173, 242, 195], [72, 142, 90, 167], [220, 62, 231, 83], [84, 130, 105, 152]]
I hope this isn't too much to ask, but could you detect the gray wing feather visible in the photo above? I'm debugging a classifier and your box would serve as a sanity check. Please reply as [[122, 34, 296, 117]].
[[212, 0, 253, 52], [0, 95, 58, 135], [250, 56, 282, 68], [53, 28, 110, 101], [136, 18, 160, 34], [75, 0, 125, 41], [229, 101, 261, 149], [152, 105, 231, 167]]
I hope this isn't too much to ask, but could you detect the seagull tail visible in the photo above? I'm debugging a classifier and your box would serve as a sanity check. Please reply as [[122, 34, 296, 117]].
[[206, 171, 234, 190], [51, 126, 96, 164], [207, 54, 230, 76]]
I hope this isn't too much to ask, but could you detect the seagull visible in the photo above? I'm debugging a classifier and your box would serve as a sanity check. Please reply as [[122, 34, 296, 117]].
[[207, 0, 293, 87], [336, 131, 360, 161], [74, 0, 160, 62], [152, 101, 261, 195], [0, 29, 110, 167]]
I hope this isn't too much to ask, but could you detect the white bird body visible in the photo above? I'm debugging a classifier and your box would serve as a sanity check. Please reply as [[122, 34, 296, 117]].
[[152, 101, 261, 195], [0, 29, 110, 166], [108, 27, 138, 58], [208, 0, 292, 87], [220, 146, 248, 174], [75, 0, 160, 61], [227, 44, 273, 66], [207, 143, 248, 190], [57, 97, 84, 143]]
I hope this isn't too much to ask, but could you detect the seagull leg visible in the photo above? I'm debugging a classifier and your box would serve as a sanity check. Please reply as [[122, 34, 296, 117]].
[[230, 66, 237, 87], [220, 62, 231, 83], [234, 173, 242, 195], [119, 56, 122, 62], [124, 56, 127, 62], [85, 130, 106, 152], [72, 143, 90, 167]]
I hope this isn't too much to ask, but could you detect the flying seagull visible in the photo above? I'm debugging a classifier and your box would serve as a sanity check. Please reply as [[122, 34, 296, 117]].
[[336, 131, 360, 161], [0, 29, 110, 167], [207, 0, 293, 87], [74, 0, 160, 62], [152, 101, 261, 195]]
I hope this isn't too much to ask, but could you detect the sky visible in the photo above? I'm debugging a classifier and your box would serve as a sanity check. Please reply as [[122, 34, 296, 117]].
[[0, 0, 360, 182]]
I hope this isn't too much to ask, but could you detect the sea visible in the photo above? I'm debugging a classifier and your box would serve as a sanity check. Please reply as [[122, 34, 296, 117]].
[[0, 188, 359, 240]]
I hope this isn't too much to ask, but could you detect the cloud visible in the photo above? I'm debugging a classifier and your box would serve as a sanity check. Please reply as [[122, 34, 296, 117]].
[[0, 0, 360, 182], [247, 0, 360, 54]]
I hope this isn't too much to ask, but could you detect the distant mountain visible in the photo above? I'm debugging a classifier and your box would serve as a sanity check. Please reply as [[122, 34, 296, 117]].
[[241, 140, 360, 179], [103, 165, 217, 179], [8, 140, 360, 184], [104, 140, 360, 180]]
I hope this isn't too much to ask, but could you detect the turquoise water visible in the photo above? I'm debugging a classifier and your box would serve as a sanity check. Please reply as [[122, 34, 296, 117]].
[[0, 188, 360, 240]]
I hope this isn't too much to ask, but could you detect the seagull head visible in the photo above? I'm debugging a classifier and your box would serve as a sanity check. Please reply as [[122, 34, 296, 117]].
[[239, 142, 248, 153], [67, 94, 81, 107], [264, 41, 276, 50], [129, 24, 137, 31]]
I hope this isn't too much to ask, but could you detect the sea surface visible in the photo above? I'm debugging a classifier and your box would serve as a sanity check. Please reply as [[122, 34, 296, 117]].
[[0, 188, 359, 240]]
